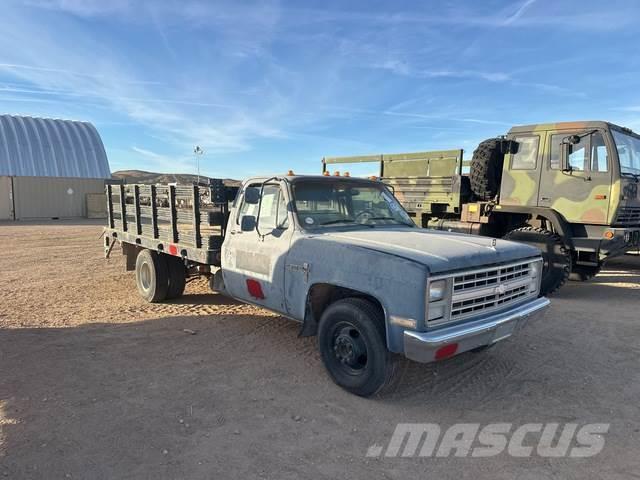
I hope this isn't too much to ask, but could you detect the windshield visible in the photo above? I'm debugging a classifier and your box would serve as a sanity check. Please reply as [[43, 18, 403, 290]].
[[612, 130, 640, 176], [292, 181, 415, 229]]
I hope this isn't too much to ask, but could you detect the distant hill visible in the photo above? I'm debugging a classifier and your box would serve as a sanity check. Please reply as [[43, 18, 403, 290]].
[[112, 170, 240, 186]]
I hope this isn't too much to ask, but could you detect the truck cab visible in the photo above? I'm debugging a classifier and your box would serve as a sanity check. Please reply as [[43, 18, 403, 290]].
[[219, 175, 548, 395], [499, 121, 640, 264]]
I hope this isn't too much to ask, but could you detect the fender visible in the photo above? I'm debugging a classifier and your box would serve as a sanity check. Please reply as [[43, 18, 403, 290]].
[[495, 205, 574, 249]]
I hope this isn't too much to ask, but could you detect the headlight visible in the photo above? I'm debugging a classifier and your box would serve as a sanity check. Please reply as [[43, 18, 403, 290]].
[[427, 304, 445, 321], [530, 260, 542, 279], [429, 279, 446, 302], [529, 260, 543, 294]]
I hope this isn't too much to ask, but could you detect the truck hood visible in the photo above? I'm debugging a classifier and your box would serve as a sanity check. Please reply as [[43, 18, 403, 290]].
[[319, 228, 540, 274]]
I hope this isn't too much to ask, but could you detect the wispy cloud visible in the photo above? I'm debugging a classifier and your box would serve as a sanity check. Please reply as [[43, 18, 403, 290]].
[[1, 0, 637, 179], [503, 0, 538, 26], [326, 106, 513, 127], [0, 63, 162, 85]]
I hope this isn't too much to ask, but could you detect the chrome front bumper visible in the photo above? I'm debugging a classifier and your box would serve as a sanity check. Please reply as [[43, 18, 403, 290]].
[[403, 297, 550, 363]]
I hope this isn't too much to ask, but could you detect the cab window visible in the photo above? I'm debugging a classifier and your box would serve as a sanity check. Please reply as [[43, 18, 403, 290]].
[[237, 184, 289, 230], [511, 136, 539, 170], [550, 131, 608, 172], [590, 132, 608, 172]]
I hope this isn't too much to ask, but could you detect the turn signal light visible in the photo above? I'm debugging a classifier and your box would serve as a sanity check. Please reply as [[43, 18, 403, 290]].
[[323, 171, 330, 176], [604, 231, 614, 240], [369, 176, 378, 181], [287, 170, 295, 176], [435, 343, 458, 360], [334, 171, 340, 176], [344, 171, 350, 177]]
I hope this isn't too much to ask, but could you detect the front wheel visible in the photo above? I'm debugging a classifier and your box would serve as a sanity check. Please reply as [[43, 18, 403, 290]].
[[318, 298, 398, 397]]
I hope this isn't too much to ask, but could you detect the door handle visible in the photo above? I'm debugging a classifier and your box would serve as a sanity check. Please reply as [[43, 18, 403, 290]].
[[541, 197, 551, 202]]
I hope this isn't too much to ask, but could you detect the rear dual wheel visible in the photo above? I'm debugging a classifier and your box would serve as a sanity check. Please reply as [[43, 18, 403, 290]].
[[135, 249, 186, 302]]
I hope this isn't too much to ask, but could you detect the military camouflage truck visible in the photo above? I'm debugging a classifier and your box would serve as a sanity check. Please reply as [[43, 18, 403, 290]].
[[323, 121, 640, 296]]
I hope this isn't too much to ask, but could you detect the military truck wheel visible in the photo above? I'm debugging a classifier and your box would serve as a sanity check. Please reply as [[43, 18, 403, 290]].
[[569, 265, 601, 282], [503, 226, 571, 296], [135, 249, 169, 303], [318, 298, 398, 397], [165, 255, 186, 299], [470, 138, 505, 201]]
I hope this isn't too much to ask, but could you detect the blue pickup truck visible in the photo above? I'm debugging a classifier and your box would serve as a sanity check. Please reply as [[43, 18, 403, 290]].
[[104, 174, 549, 396]]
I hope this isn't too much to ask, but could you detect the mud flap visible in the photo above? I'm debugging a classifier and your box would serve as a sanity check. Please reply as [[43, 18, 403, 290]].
[[299, 297, 318, 337]]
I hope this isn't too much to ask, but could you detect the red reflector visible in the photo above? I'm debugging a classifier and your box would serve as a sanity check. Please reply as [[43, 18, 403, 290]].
[[168, 244, 178, 255], [246, 279, 265, 299], [435, 343, 458, 360]]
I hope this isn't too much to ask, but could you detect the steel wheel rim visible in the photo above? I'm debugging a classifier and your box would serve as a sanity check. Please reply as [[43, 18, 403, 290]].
[[140, 262, 152, 291], [330, 321, 368, 375]]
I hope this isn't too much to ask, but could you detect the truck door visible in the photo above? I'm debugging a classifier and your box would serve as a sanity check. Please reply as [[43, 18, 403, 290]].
[[537, 130, 612, 224], [221, 182, 293, 314]]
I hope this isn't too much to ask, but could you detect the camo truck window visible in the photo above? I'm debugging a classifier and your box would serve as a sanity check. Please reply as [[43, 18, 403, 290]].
[[511, 136, 539, 170], [613, 130, 640, 176], [590, 132, 609, 173], [550, 134, 587, 171]]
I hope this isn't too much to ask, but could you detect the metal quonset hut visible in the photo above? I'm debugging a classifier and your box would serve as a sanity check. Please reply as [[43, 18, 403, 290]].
[[0, 114, 111, 220]]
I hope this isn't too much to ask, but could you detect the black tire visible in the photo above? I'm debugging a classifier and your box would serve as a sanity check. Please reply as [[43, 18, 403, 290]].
[[569, 264, 601, 282], [470, 138, 505, 200], [135, 249, 169, 303], [503, 226, 571, 296], [165, 255, 186, 299], [318, 298, 398, 397]]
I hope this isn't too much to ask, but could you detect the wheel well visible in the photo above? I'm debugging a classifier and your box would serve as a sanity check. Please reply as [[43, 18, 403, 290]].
[[495, 208, 574, 248], [299, 283, 385, 338]]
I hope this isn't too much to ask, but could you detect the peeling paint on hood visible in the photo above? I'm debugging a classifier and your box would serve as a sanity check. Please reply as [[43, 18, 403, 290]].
[[317, 227, 541, 274]]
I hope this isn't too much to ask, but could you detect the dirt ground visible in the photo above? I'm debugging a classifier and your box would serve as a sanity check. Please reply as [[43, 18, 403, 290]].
[[1, 220, 639, 479]]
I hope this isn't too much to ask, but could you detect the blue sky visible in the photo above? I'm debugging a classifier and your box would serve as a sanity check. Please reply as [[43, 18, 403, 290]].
[[1, 0, 640, 179]]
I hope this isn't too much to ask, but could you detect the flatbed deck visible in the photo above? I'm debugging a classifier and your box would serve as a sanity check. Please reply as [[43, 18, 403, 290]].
[[104, 180, 237, 266]]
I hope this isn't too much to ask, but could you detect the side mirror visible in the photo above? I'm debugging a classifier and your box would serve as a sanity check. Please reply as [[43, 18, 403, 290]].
[[244, 187, 260, 205], [560, 143, 573, 172], [567, 135, 581, 145], [501, 140, 519, 155], [240, 215, 256, 232]]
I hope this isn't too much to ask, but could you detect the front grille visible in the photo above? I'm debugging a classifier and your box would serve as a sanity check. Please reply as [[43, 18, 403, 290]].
[[428, 260, 538, 326], [615, 207, 640, 226], [453, 262, 530, 292], [452, 284, 529, 318]]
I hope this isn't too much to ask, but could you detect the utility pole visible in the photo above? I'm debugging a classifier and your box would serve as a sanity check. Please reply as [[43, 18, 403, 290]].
[[193, 145, 204, 185]]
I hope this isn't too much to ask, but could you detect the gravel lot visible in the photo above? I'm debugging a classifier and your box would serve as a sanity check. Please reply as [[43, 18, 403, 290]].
[[1, 220, 639, 479]]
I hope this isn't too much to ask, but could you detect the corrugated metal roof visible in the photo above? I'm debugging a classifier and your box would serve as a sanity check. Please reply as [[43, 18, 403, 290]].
[[0, 114, 111, 179]]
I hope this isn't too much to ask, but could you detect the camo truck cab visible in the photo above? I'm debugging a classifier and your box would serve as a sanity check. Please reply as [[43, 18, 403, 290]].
[[496, 121, 640, 281], [323, 120, 640, 296]]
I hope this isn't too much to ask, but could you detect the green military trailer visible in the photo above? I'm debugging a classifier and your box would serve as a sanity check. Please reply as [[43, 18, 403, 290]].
[[323, 121, 640, 296]]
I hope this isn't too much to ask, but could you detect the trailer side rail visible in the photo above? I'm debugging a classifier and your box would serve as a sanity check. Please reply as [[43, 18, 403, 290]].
[[104, 180, 236, 265]]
